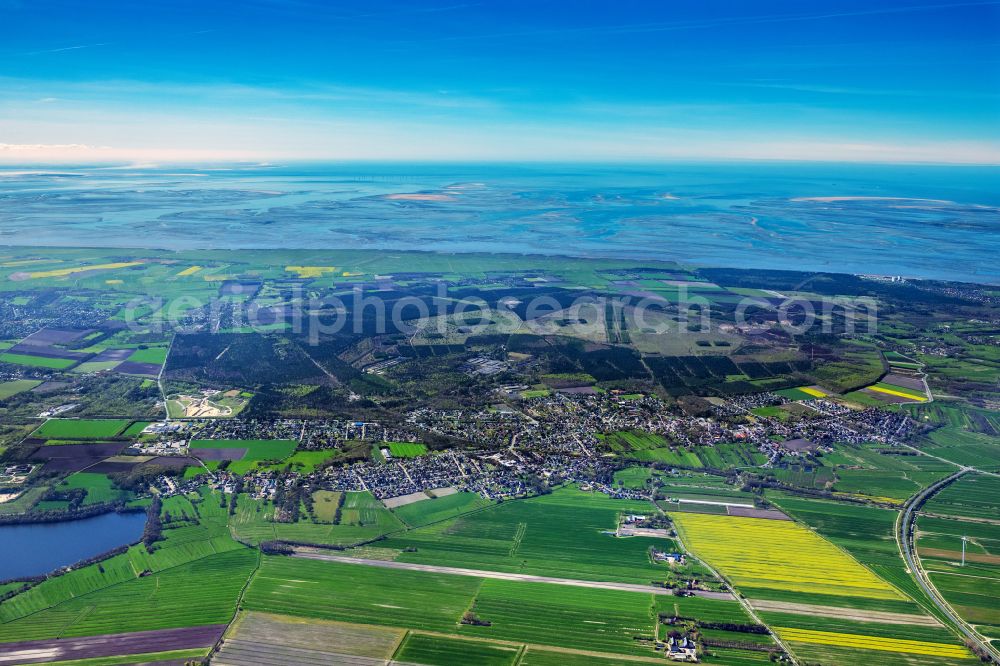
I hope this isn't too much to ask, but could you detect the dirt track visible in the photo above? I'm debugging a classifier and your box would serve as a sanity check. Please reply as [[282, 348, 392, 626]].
[[293, 550, 734, 600]]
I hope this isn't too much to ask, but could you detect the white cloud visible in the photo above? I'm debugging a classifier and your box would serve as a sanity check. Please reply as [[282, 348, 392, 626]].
[[1, 130, 996, 166], [0, 77, 997, 165], [0, 143, 95, 151], [0, 143, 258, 163]]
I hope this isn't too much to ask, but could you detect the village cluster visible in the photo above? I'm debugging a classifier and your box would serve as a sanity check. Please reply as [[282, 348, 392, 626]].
[[140, 390, 917, 505]]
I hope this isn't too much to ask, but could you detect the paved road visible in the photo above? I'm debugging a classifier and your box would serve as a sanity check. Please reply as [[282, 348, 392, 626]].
[[292, 550, 734, 600], [897, 470, 1000, 662]]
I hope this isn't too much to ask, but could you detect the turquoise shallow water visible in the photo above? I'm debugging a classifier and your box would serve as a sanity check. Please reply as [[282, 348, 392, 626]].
[[0, 162, 997, 284]]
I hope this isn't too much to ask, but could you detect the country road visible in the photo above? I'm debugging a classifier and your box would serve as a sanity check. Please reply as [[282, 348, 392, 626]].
[[897, 469, 1000, 662], [292, 550, 734, 600], [157, 333, 175, 421]]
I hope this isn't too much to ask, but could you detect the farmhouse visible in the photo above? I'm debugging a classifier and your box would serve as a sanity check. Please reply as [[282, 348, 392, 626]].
[[653, 549, 685, 565], [666, 636, 699, 662], [0, 463, 34, 486]]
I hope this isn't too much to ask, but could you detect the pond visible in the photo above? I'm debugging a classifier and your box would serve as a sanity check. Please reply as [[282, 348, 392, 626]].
[[0, 511, 146, 580]]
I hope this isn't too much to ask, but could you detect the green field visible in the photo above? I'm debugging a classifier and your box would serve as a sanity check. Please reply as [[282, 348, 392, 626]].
[[812, 443, 955, 501], [231, 490, 404, 545], [188, 439, 298, 473], [57, 472, 131, 505], [598, 430, 704, 467], [832, 468, 945, 501], [381, 486, 681, 584], [271, 449, 340, 472], [0, 353, 76, 369], [907, 403, 1000, 432], [311, 490, 342, 522], [631, 446, 704, 466], [393, 633, 519, 666], [126, 347, 169, 364], [387, 441, 429, 458], [0, 582, 28, 597], [773, 464, 845, 489], [243, 556, 481, 632], [917, 474, 1000, 640], [774, 387, 822, 401], [922, 473, 1000, 519], [242, 556, 681, 658], [71, 360, 122, 374], [119, 421, 152, 437], [456, 578, 656, 655], [520, 649, 664, 665], [392, 491, 492, 527], [921, 426, 1000, 471], [31, 418, 131, 440], [750, 405, 790, 420], [661, 596, 761, 628], [0, 379, 42, 399], [612, 466, 656, 488], [695, 442, 769, 468], [597, 430, 667, 453]]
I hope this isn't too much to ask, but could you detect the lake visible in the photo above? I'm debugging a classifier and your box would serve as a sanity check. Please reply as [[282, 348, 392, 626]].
[[0, 512, 146, 580]]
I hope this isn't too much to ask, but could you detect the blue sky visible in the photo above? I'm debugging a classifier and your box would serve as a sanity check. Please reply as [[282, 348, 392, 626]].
[[1, 0, 998, 163]]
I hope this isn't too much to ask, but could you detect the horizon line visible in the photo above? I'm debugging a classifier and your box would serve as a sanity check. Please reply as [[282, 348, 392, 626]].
[[2, 156, 999, 168]]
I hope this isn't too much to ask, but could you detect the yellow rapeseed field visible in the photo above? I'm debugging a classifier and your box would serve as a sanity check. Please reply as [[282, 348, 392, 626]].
[[776, 627, 971, 658], [868, 384, 926, 401], [177, 265, 202, 276], [286, 266, 337, 278], [800, 387, 826, 397], [29, 261, 143, 279], [671, 513, 903, 600]]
